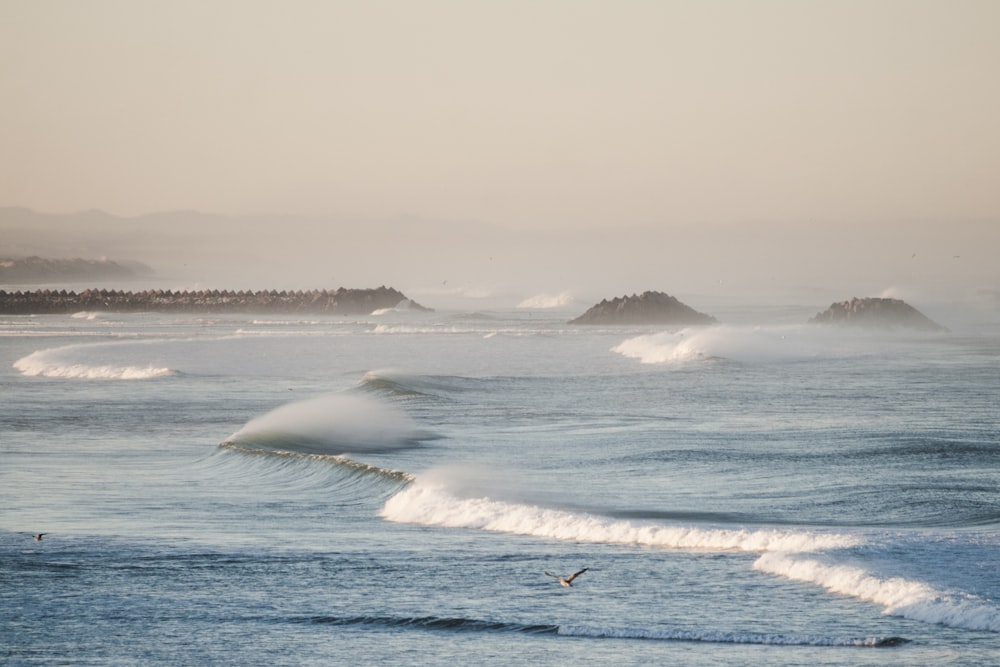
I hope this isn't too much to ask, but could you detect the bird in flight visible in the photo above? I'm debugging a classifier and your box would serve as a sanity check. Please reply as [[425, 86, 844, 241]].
[[545, 567, 589, 587], [32, 533, 47, 541]]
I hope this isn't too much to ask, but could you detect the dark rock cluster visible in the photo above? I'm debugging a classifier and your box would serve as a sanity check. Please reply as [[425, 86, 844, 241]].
[[808, 297, 945, 331], [0, 286, 430, 315], [569, 291, 717, 326]]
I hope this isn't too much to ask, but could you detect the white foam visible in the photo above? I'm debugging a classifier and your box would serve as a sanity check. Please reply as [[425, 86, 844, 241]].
[[380, 480, 860, 553], [13, 347, 177, 379], [517, 292, 578, 309], [612, 324, 880, 365], [754, 552, 1000, 633]]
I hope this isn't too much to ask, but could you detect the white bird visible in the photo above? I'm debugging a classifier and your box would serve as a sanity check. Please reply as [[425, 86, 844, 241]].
[[545, 567, 589, 587], [32, 533, 47, 541]]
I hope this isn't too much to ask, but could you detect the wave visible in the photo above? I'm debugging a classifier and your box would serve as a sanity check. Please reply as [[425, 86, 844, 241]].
[[298, 614, 907, 647], [224, 393, 436, 456], [754, 552, 1000, 633], [612, 324, 892, 365], [381, 476, 997, 635], [217, 441, 412, 483], [380, 479, 861, 553], [517, 292, 578, 309], [13, 345, 178, 379]]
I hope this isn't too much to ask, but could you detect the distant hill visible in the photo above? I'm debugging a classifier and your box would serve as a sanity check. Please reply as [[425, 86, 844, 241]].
[[0, 256, 154, 284]]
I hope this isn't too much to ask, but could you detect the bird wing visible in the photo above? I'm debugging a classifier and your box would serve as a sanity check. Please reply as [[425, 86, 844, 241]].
[[565, 568, 589, 582], [544, 571, 559, 579]]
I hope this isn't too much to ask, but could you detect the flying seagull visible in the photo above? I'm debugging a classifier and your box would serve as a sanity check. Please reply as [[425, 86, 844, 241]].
[[32, 533, 47, 541], [545, 567, 589, 587]]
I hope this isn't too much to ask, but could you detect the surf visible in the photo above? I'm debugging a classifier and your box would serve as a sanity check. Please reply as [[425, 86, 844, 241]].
[[14, 343, 179, 379], [380, 476, 861, 553], [224, 393, 436, 457]]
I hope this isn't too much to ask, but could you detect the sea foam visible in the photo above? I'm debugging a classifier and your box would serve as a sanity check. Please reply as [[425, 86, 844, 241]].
[[14, 346, 177, 379], [612, 324, 881, 365], [380, 479, 860, 553], [754, 552, 1000, 633]]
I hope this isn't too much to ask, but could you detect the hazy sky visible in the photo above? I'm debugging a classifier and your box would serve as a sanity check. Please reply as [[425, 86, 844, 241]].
[[3, 0, 998, 229]]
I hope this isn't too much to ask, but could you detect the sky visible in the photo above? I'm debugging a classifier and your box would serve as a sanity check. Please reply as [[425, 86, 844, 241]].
[[1, 1, 998, 312]]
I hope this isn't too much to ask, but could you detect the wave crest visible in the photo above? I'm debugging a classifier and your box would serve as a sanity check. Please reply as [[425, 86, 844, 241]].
[[380, 479, 860, 553], [14, 347, 178, 379], [225, 394, 434, 456], [754, 552, 1000, 633]]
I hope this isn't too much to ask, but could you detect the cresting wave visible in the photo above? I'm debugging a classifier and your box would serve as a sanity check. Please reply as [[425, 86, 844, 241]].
[[14, 346, 178, 379], [299, 615, 908, 647], [380, 480, 861, 553], [755, 552, 1000, 633], [381, 479, 999, 634], [611, 324, 889, 365], [225, 393, 436, 456], [217, 441, 413, 483]]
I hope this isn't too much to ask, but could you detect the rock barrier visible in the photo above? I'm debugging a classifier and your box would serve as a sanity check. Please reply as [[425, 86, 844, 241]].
[[0, 287, 430, 315]]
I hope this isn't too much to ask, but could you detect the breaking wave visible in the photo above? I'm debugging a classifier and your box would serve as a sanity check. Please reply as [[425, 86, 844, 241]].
[[612, 324, 885, 365], [381, 475, 998, 634], [14, 345, 178, 379], [517, 292, 578, 309], [224, 393, 435, 456], [755, 552, 1000, 633], [380, 478, 861, 553]]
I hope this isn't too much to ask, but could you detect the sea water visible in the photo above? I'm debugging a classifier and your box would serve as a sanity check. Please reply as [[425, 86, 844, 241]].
[[1, 303, 997, 665]]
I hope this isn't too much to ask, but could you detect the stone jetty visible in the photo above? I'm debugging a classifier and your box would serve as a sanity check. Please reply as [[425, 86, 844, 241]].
[[0, 286, 430, 315], [808, 297, 945, 331], [569, 290, 717, 326]]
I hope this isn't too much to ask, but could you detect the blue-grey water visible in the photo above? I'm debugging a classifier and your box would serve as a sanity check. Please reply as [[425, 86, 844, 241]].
[[2, 303, 998, 665]]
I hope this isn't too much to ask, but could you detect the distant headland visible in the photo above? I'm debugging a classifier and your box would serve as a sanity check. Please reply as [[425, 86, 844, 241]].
[[0, 256, 153, 283], [569, 291, 717, 326], [0, 287, 430, 315]]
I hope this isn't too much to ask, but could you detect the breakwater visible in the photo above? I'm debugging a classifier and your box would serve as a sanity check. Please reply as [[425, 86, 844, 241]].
[[0, 286, 429, 315]]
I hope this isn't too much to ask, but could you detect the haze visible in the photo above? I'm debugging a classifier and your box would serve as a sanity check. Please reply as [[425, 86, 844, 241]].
[[2, 1, 998, 315]]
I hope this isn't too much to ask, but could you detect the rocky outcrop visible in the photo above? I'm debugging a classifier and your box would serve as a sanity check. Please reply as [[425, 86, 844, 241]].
[[569, 291, 717, 326], [808, 297, 945, 331], [0, 286, 430, 315], [0, 256, 153, 283]]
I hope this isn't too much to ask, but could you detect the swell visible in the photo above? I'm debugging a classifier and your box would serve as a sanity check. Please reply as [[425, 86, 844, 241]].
[[381, 480, 1000, 634], [216, 441, 413, 484], [295, 614, 908, 647]]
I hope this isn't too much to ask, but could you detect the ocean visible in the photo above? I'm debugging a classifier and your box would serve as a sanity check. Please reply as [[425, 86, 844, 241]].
[[1, 299, 998, 665]]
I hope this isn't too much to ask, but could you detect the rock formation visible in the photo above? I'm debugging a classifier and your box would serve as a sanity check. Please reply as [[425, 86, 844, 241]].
[[808, 297, 945, 331], [0, 287, 430, 315], [569, 291, 717, 326]]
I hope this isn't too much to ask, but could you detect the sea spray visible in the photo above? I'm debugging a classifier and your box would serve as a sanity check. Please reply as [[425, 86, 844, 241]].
[[612, 324, 887, 365], [225, 393, 433, 455]]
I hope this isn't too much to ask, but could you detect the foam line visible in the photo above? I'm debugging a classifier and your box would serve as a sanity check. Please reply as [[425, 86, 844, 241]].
[[754, 552, 1000, 633]]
